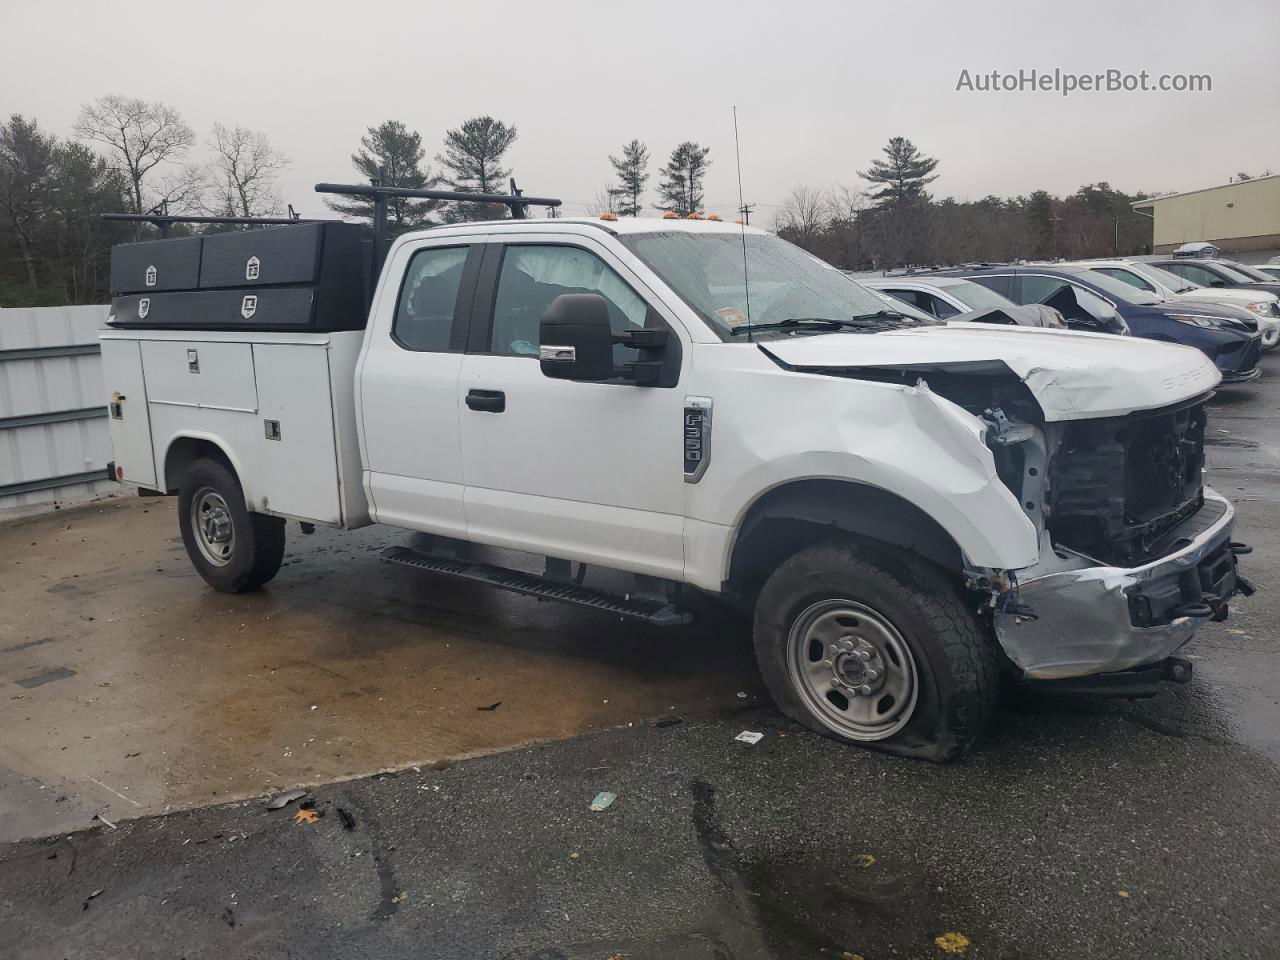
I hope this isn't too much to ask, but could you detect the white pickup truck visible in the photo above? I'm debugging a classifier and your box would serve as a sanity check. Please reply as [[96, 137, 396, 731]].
[[99, 191, 1253, 760]]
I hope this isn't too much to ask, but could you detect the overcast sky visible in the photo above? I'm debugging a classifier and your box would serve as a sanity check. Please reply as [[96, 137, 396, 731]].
[[5, 0, 1278, 221]]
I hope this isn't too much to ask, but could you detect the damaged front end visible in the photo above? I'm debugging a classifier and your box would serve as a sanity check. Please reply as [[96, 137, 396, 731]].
[[975, 395, 1254, 683]]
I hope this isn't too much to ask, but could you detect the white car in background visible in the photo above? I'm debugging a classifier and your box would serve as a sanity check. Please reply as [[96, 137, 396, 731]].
[[860, 275, 1071, 328], [1072, 258, 1280, 349]]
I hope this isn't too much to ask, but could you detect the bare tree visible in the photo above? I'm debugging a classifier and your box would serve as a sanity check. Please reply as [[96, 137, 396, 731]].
[[586, 186, 616, 217], [208, 123, 289, 218], [827, 185, 867, 223], [73, 95, 196, 215], [774, 185, 830, 248]]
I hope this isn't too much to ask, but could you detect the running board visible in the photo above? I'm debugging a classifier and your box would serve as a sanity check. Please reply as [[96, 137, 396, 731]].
[[380, 545, 693, 627]]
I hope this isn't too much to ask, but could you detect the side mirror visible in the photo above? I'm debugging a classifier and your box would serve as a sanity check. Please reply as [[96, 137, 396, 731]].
[[539, 293, 672, 384], [539, 294, 614, 381]]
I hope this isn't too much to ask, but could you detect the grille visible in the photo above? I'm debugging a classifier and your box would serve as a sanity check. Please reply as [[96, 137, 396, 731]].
[[1239, 337, 1261, 373], [1048, 399, 1206, 564]]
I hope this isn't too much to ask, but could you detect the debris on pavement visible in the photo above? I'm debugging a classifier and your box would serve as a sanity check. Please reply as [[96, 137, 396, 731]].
[[653, 716, 683, 728], [93, 813, 117, 830], [82, 888, 104, 910], [735, 691, 748, 699], [266, 789, 307, 810], [477, 702, 501, 712], [934, 931, 971, 954], [337, 807, 356, 831], [856, 853, 877, 868], [734, 730, 764, 745], [293, 808, 320, 825], [589, 791, 617, 812]]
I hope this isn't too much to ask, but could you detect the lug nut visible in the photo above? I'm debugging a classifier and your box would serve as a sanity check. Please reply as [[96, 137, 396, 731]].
[[858, 650, 871, 661], [859, 685, 872, 695], [866, 669, 878, 681]]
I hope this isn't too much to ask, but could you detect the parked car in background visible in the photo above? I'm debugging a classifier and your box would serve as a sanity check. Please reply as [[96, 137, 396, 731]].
[[861, 275, 1070, 329], [1258, 263, 1280, 281], [935, 264, 1263, 383], [1172, 241, 1221, 258], [1072, 258, 1280, 349], [1152, 258, 1280, 301]]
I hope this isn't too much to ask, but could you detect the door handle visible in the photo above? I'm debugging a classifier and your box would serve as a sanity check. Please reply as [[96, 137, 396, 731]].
[[466, 389, 506, 413]]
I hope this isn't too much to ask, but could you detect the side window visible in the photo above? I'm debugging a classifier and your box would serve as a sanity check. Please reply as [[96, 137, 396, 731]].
[[1098, 267, 1154, 293], [882, 288, 931, 313], [1018, 275, 1071, 305], [394, 246, 470, 351], [1175, 264, 1217, 286], [962, 275, 1013, 300], [924, 294, 961, 319], [490, 245, 650, 363]]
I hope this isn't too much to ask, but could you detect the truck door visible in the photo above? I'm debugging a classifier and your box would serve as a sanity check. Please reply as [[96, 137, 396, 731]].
[[457, 237, 687, 579], [357, 238, 482, 538]]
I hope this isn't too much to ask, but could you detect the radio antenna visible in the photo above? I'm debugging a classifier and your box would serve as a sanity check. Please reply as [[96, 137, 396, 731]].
[[733, 106, 753, 342]]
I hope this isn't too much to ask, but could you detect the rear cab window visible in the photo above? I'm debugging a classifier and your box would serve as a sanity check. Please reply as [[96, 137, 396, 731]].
[[393, 245, 474, 352]]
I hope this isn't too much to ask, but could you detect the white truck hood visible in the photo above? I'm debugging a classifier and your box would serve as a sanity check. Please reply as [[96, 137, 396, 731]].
[[759, 323, 1221, 421]]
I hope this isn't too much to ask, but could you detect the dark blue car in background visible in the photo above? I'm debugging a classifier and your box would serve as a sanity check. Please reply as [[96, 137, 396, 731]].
[[932, 264, 1262, 383]]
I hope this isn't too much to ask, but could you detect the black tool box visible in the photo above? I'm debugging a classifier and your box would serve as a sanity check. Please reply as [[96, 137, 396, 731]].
[[109, 222, 368, 332]]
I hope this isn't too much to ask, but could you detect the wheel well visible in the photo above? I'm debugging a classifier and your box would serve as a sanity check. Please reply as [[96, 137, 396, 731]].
[[163, 437, 235, 493], [727, 479, 964, 599]]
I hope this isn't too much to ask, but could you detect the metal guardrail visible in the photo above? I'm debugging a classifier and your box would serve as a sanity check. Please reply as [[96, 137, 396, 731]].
[[0, 342, 101, 362], [0, 468, 112, 498], [0, 406, 107, 430]]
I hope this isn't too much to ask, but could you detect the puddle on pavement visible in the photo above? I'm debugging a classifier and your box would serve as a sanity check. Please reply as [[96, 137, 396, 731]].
[[688, 779, 1014, 960]]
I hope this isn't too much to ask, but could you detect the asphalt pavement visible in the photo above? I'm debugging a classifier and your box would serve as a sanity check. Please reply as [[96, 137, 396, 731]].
[[2, 355, 1278, 960]]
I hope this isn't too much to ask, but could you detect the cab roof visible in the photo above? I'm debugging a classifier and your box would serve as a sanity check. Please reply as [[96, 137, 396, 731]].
[[409, 216, 769, 240]]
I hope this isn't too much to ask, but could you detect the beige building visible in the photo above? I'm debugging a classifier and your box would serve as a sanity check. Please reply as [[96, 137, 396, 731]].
[[1133, 174, 1280, 255]]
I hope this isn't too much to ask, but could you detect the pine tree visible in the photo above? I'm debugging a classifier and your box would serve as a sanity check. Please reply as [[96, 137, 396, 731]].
[[437, 116, 518, 221], [857, 137, 939, 208], [324, 120, 440, 233], [607, 139, 649, 217], [655, 142, 711, 216]]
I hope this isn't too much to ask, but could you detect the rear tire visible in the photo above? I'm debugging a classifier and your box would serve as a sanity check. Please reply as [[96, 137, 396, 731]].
[[752, 540, 997, 761], [178, 458, 286, 593]]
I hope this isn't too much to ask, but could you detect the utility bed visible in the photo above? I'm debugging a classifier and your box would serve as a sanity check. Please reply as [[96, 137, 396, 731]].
[[101, 327, 368, 528]]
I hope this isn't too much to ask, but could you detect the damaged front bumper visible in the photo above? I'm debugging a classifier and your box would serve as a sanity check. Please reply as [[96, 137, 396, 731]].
[[993, 489, 1252, 680]]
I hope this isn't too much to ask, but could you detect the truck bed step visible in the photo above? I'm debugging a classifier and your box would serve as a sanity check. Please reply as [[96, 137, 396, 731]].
[[380, 545, 693, 627]]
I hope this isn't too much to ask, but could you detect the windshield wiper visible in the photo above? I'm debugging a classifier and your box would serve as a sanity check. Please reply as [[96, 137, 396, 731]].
[[847, 310, 913, 325], [727, 312, 911, 336]]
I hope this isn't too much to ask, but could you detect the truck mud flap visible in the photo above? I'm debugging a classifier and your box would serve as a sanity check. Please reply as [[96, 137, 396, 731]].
[[380, 545, 693, 627]]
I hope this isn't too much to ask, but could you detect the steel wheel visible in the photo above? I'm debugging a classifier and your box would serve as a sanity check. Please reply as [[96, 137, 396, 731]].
[[786, 598, 919, 741], [190, 486, 235, 567]]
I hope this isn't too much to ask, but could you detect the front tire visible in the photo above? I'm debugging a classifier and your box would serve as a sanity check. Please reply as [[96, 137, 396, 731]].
[[178, 458, 286, 593], [753, 540, 997, 761]]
